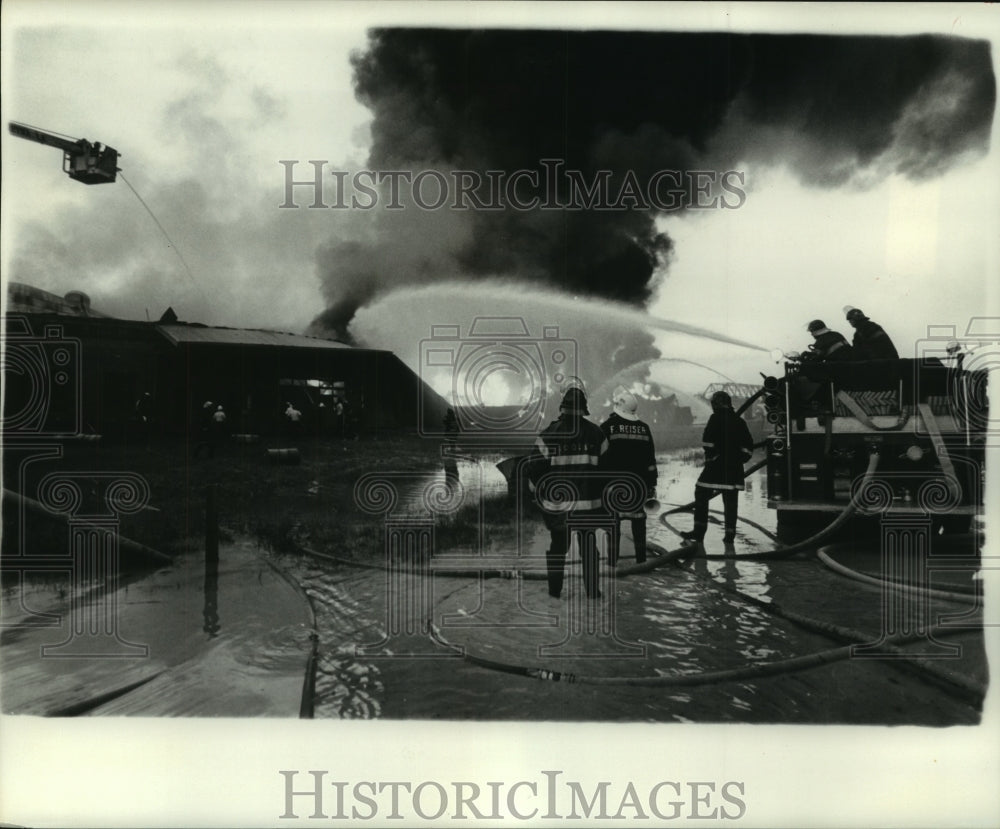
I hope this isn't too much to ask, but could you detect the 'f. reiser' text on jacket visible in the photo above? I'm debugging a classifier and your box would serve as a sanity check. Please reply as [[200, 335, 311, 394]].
[[600, 411, 657, 517]]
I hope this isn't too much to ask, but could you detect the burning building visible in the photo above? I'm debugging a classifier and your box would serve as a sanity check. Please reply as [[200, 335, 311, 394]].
[[2, 283, 448, 440]]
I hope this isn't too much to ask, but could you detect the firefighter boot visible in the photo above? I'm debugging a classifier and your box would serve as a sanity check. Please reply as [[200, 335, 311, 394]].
[[581, 533, 601, 599], [633, 517, 647, 564], [681, 521, 707, 545], [608, 522, 621, 567], [722, 492, 738, 545], [545, 548, 564, 599]]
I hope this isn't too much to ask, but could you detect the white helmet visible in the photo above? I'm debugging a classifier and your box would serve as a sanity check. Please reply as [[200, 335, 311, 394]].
[[613, 388, 639, 421]]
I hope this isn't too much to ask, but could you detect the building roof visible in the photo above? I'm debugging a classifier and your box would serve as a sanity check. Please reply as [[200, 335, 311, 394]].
[[6, 281, 107, 317], [156, 324, 353, 350]]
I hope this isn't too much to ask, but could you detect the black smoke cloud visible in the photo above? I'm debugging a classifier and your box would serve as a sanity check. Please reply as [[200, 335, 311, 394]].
[[312, 29, 994, 341], [726, 34, 996, 182]]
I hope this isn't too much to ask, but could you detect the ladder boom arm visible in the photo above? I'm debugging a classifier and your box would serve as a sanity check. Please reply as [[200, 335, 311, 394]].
[[9, 121, 83, 153]]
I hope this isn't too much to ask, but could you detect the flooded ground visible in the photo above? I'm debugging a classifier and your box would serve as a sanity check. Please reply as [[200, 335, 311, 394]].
[[1, 539, 313, 716], [274, 449, 987, 724]]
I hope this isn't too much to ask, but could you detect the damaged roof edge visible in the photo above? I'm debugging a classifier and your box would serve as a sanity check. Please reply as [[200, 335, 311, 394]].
[[155, 323, 366, 351]]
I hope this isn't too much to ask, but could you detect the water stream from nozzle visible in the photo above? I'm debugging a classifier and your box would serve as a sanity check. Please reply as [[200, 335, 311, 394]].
[[350, 281, 769, 408]]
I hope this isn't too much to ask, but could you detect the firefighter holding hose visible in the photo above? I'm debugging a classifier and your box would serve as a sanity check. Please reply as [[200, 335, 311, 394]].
[[681, 391, 754, 548], [802, 319, 854, 362]]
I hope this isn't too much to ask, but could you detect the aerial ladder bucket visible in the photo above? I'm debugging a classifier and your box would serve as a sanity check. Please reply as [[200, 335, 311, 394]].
[[9, 121, 119, 184]]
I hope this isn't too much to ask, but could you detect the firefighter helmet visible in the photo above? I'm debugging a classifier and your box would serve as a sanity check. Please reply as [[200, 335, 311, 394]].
[[559, 387, 589, 415], [710, 391, 733, 409], [613, 388, 639, 421]]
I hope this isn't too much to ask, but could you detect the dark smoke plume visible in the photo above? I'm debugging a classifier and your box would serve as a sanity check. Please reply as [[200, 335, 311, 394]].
[[312, 29, 995, 339]]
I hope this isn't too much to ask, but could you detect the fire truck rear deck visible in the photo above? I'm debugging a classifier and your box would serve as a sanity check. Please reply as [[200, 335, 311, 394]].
[[764, 357, 986, 531]]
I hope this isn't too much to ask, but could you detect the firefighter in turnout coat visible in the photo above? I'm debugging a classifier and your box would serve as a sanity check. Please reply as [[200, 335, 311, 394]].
[[600, 388, 657, 565], [803, 320, 854, 362], [681, 391, 754, 546], [527, 387, 609, 599], [843, 306, 899, 360]]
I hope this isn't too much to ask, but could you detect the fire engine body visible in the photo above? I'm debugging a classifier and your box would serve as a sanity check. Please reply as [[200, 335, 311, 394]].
[[764, 357, 985, 527]]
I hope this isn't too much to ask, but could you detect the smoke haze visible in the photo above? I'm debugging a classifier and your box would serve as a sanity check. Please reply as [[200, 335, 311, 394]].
[[5, 25, 994, 354], [312, 29, 994, 339]]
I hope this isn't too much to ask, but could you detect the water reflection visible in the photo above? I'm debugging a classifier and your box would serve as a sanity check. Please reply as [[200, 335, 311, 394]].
[[695, 556, 774, 605], [638, 562, 786, 674], [317, 447, 791, 700], [267, 445, 984, 724]]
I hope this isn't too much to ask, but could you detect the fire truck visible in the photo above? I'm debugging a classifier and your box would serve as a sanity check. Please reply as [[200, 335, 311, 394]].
[[763, 351, 987, 532]]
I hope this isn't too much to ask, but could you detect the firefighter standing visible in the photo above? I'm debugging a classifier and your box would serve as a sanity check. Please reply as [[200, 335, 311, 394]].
[[193, 400, 215, 458], [843, 306, 899, 360], [528, 387, 609, 599], [210, 404, 228, 454], [334, 398, 347, 438], [681, 391, 754, 547], [284, 402, 303, 438], [600, 388, 657, 565]]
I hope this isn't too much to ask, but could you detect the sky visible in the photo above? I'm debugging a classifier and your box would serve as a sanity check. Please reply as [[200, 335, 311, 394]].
[[2, 3, 998, 405]]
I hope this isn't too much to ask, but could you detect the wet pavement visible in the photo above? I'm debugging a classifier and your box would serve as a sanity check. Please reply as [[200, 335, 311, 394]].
[[274, 449, 988, 724], [2, 448, 985, 723], [1, 539, 314, 717]]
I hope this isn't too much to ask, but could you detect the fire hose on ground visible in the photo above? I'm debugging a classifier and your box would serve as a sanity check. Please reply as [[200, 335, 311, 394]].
[[3, 487, 173, 565], [266, 383, 980, 708], [293, 530, 984, 699], [289, 448, 985, 702], [654, 451, 879, 563], [426, 622, 982, 696], [815, 543, 979, 604]]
